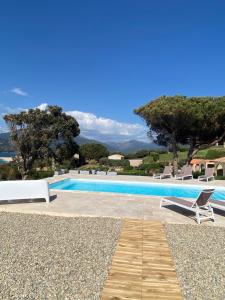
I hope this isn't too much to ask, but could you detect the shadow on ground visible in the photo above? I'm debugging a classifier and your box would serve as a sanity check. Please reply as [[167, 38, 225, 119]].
[[0, 194, 57, 205]]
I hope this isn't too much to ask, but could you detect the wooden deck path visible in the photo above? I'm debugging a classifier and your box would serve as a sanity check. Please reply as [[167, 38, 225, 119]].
[[101, 219, 182, 300]]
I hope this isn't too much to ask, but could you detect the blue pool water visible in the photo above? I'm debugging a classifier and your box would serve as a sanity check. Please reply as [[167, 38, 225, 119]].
[[50, 179, 225, 200]]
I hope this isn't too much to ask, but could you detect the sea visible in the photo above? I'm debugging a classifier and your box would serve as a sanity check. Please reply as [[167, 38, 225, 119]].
[[0, 152, 15, 165]]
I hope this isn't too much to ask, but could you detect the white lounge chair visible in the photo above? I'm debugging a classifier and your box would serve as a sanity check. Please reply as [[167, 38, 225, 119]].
[[153, 166, 172, 179], [175, 166, 193, 180], [107, 171, 117, 176], [96, 171, 107, 175], [198, 168, 214, 182], [79, 170, 90, 175], [69, 169, 79, 175], [0, 180, 50, 203], [160, 189, 215, 224]]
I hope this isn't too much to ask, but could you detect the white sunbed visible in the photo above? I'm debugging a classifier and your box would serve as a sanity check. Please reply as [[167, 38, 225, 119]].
[[107, 171, 117, 176], [198, 168, 215, 182], [69, 169, 79, 175], [0, 180, 50, 203], [175, 166, 193, 180], [96, 171, 107, 175], [153, 166, 172, 179], [79, 170, 90, 175], [160, 189, 215, 224]]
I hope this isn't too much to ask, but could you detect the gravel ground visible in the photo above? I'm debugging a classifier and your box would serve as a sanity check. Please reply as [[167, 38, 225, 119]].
[[165, 224, 225, 300], [0, 212, 122, 300]]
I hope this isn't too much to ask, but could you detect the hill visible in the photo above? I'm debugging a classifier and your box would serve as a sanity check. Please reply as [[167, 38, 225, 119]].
[[75, 136, 163, 153], [0, 132, 13, 152], [0, 132, 163, 154]]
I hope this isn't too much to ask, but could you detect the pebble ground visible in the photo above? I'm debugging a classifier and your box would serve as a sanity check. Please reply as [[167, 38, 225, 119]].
[[0, 212, 122, 300], [165, 224, 225, 300]]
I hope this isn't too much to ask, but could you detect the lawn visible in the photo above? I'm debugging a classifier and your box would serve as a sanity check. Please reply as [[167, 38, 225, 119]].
[[143, 151, 188, 164]]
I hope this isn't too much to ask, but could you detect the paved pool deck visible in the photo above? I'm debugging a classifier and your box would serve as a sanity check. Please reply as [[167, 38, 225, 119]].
[[1, 174, 225, 226]]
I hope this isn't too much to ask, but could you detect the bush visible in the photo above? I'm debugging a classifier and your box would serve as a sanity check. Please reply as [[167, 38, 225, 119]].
[[178, 147, 188, 152], [178, 159, 187, 168], [150, 152, 160, 162], [192, 171, 204, 179], [139, 162, 166, 172], [99, 157, 130, 168], [0, 163, 21, 180], [215, 176, 225, 180], [118, 170, 150, 176], [27, 170, 54, 179], [79, 143, 109, 161]]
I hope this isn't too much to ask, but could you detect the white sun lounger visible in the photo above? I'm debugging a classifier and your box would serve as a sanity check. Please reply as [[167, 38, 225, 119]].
[[0, 180, 50, 203], [79, 170, 90, 175], [107, 171, 117, 176], [198, 168, 214, 182], [96, 171, 107, 175], [153, 166, 172, 179], [175, 166, 193, 180], [160, 189, 215, 224]]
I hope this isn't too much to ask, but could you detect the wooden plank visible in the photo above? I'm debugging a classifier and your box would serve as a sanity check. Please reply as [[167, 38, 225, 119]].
[[101, 219, 183, 300]]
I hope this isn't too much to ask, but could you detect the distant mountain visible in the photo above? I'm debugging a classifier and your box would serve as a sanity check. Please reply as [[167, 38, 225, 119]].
[[0, 132, 163, 154], [106, 140, 164, 153], [0, 132, 13, 152], [75, 136, 163, 153], [75, 135, 103, 145]]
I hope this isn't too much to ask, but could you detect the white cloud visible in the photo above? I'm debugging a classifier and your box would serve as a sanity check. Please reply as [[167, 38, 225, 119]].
[[66, 110, 148, 142], [10, 87, 28, 96], [0, 102, 149, 142], [36, 103, 48, 111]]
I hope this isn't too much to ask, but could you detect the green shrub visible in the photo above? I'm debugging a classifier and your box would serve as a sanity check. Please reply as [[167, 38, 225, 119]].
[[118, 170, 150, 176], [0, 163, 21, 180], [27, 170, 54, 179], [139, 162, 166, 172], [178, 159, 187, 168], [149, 152, 160, 162], [215, 176, 225, 180], [192, 171, 204, 179], [99, 157, 130, 167]]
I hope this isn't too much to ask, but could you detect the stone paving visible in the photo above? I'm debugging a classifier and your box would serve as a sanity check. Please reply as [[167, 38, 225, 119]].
[[0, 174, 225, 226]]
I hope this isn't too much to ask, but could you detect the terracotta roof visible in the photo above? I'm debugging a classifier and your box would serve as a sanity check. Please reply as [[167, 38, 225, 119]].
[[190, 157, 225, 164], [190, 159, 206, 164]]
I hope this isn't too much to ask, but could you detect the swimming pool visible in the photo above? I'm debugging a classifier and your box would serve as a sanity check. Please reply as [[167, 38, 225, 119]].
[[50, 179, 225, 200]]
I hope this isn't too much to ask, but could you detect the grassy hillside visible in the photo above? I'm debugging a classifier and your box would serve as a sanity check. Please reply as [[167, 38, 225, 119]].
[[143, 146, 225, 165], [143, 151, 187, 164]]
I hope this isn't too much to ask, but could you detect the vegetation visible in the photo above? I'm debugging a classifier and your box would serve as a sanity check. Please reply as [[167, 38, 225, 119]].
[[99, 157, 130, 168], [4, 105, 80, 179], [79, 143, 109, 162], [135, 95, 225, 173], [0, 163, 21, 180]]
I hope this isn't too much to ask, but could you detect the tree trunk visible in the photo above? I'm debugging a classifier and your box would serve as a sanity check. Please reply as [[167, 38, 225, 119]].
[[171, 135, 178, 175], [187, 137, 196, 164]]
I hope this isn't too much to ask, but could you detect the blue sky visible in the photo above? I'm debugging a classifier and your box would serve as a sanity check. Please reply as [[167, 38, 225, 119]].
[[1, 0, 225, 141]]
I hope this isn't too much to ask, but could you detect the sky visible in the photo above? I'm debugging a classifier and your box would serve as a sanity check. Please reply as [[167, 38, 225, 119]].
[[1, 0, 225, 142]]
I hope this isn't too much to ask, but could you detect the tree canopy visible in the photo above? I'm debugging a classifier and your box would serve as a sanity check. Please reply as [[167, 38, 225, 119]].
[[79, 143, 109, 161], [135, 95, 225, 173], [4, 105, 80, 178]]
